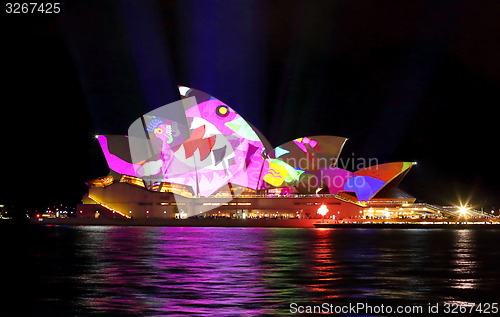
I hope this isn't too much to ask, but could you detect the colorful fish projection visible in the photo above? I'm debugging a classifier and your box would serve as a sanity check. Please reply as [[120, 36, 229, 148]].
[[97, 86, 415, 201], [98, 86, 272, 197]]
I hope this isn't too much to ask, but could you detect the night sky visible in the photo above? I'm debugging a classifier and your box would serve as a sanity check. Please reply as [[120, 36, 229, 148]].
[[2, 0, 500, 212]]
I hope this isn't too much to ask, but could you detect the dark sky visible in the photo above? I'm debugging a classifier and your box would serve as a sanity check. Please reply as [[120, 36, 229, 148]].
[[2, 0, 500, 211]]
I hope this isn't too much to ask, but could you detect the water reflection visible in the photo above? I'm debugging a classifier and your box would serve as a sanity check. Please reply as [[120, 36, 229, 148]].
[[77, 227, 278, 316], [4, 226, 500, 316], [450, 230, 478, 290], [309, 229, 341, 298]]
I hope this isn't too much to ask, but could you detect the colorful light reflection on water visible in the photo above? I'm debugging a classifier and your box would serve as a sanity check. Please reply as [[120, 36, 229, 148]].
[[3, 226, 500, 316]]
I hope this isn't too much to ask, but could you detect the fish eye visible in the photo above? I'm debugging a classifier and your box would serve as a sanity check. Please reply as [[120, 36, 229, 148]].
[[154, 127, 163, 135], [216, 105, 229, 117]]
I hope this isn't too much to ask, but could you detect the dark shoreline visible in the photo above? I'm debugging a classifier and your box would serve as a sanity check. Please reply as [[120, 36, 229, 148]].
[[314, 222, 500, 229], [30, 217, 319, 228], [25, 217, 500, 229]]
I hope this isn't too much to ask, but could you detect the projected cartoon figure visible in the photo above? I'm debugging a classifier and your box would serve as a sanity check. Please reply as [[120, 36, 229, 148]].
[[147, 119, 180, 144], [98, 86, 270, 197]]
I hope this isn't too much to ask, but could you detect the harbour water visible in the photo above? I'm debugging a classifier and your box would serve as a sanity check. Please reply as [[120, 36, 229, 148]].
[[2, 225, 500, 316]]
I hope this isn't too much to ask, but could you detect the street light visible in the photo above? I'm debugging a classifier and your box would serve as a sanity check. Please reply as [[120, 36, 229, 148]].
[[458, 205, 468, 219]]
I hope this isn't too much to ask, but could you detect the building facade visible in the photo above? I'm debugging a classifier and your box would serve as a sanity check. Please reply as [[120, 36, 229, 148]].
[[78, 87, 425, 220]]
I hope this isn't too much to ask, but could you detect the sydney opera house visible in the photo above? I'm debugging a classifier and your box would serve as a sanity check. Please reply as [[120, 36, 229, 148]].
[[77, 86, 433, 220]]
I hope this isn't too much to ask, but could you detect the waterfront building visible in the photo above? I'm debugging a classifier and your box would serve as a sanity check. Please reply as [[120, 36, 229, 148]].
[[78, 87, 436, 220]]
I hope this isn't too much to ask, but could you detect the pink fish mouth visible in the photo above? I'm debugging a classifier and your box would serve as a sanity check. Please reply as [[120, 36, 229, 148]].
[[175, 125, 216, 160]]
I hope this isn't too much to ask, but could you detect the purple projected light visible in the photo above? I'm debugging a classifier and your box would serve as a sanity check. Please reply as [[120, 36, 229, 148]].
[[344, 176, 385, 201], [180, 87, 270, 193], [98, 87, 271, 210], [319, 167, 355, 195], [98, 135, 144, 177], [293, 137, 318, 153]]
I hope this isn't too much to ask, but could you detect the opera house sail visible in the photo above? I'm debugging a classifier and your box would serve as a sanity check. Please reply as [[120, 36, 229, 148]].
[[78, 86, 419, 220]]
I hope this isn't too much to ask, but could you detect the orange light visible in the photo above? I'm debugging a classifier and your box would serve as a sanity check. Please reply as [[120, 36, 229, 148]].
[[317, 204, 329, 217], [87, 195, 131, 219]]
